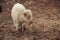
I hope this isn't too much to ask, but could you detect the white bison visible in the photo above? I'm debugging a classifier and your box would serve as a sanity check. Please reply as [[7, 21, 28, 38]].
[[11, 3, 33, 31]]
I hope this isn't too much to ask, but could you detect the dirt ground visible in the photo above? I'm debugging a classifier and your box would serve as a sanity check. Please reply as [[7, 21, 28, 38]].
[[0, 0, 60, 40]]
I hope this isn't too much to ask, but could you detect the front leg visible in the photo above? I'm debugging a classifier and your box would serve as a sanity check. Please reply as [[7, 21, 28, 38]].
[[22, 23, 26, 31]]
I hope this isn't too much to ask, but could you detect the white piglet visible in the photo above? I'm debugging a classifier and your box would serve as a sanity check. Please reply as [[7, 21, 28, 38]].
[[11, 3, 33, 31]]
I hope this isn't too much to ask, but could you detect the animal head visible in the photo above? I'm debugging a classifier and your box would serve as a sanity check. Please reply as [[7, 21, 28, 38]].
[[23, 9, 32, 19]]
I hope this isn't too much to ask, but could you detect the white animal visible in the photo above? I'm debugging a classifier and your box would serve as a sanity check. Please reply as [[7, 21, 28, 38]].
[[11, 3, 33, 31]]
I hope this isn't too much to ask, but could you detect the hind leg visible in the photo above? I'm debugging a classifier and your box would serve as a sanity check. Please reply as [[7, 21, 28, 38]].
[[13, 19, 19, 30], [15, 23, 19, 30]]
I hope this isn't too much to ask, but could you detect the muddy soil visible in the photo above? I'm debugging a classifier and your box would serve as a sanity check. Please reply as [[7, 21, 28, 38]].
[[0, 0, 60, 40]]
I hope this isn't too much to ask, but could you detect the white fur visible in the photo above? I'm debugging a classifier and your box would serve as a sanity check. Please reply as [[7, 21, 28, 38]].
[[11, 3, 33, 30]]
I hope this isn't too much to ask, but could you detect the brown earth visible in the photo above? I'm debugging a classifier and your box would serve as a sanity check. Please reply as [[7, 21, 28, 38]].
[[0, 0, 60, 40]]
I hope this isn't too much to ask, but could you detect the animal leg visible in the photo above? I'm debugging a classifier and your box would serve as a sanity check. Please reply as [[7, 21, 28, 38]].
[[22, 23, 26, 31]]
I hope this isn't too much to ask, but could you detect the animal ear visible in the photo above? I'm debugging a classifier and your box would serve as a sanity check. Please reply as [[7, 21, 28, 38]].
[[23, 10, 28, 16], [24, 13, 27, 16]]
